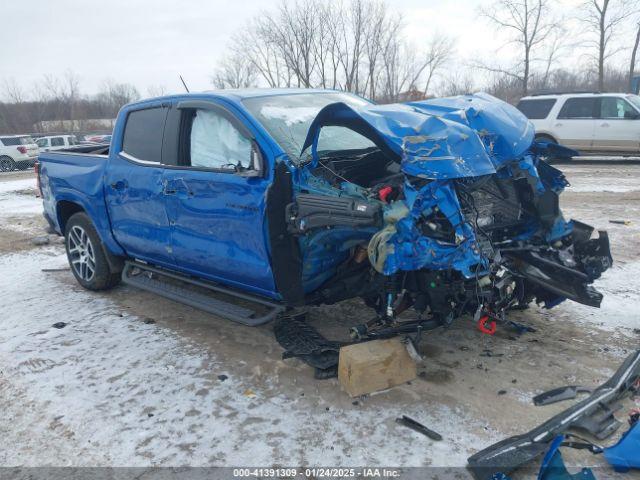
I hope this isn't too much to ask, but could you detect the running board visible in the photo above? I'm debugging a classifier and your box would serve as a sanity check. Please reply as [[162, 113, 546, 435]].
[[121, 261, 284, 326]]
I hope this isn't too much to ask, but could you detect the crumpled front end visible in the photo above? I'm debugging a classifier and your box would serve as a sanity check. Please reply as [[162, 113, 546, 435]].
[[287, 93, 612, 334]]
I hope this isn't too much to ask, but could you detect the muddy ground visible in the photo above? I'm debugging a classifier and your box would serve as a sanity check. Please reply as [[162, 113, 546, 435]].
[[0, 163, 638, 478]]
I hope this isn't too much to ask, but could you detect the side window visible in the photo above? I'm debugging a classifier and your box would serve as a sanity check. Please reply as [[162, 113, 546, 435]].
[[516, 99, 557, 119], [36, 138, 48, 148], [122, 107, 167, 163], [187, 109, 253, 170], [557, 98, 596, 119], [600, 97, 637, 119], [51, 137, 65, 147]]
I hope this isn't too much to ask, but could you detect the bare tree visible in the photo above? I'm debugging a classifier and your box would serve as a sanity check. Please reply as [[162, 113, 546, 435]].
[[147, 84, 167, 97], [629, 19, 640, 91], [2, 78, 27, 104], [480, 0, 558, 95], [420, 35, 455, 97], [581, 0, 631, 91], [212, 53, 258, 89], [96, 79, 140, 116]]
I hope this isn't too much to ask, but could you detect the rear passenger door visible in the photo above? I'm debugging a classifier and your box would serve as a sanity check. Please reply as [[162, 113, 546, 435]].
[[554, 97, 597, 151], [105, 104, 175, 267], [593, 97, 640, 153], [160, 100, 278, 298]]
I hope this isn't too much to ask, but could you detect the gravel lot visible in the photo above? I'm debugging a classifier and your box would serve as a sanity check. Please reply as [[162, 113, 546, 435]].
[[0, 162, 638, 477]]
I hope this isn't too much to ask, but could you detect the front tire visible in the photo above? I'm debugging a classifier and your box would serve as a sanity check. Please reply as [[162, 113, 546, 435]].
[[0, 156, 16, 172], [64, 212, 120, 290]]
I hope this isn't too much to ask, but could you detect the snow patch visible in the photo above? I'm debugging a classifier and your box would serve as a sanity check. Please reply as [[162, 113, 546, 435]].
[[550, 261, 640, 336], [0, 250, 497, 467]]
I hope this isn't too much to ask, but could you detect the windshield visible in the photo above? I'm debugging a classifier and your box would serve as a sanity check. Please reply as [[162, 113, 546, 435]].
[[243, 92, 372, 162], [626, 95, 640, 111]]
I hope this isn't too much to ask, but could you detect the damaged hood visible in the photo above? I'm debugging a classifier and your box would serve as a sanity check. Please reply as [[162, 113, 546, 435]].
[[301, 93, 535, 179]]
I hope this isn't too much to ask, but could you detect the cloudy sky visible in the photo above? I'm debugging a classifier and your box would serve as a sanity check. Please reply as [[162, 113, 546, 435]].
[[0, 0, 630, 100]]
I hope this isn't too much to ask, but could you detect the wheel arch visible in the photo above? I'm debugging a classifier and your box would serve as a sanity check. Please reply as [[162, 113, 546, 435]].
[[57, 200, 125, 273]]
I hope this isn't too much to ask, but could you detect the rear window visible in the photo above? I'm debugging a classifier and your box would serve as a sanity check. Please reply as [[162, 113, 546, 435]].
[[1, 136, 34, 146], [516, 99, 556, 119], [557, 98, 597, 119], [122, 107, 168, 163]]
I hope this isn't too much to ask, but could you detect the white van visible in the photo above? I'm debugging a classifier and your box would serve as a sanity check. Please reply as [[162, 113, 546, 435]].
[[36, 135, 78, 152], [517, 92, 640, 154]]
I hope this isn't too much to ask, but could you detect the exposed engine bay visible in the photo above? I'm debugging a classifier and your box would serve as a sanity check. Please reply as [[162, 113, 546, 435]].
[[281, 93, 612, 340]]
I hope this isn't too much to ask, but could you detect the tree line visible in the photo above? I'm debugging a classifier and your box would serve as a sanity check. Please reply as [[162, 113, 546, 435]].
[[213, 0, 640, 102], [0, 73, 145, 134]]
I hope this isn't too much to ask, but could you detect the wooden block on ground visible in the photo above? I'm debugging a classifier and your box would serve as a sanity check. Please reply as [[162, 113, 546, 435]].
[[338, 338, 417, 397]]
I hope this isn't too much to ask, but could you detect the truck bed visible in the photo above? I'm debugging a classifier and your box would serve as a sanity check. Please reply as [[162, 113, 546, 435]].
[[38, 149, 112, 238]]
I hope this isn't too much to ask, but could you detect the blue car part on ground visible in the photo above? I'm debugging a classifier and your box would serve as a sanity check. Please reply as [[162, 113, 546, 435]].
[[468, 349, 640, 480], [604, 419, 640, 471], [538, 436, 596, 480]]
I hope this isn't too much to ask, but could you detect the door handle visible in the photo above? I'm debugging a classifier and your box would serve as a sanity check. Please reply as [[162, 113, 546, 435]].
[[110, 180, 127, 190], [554, 122, 563, 127], [600, 122, 610, 127]]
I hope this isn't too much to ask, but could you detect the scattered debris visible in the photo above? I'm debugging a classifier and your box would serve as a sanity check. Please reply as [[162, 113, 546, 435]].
[[41, 267, 70, 273], [242, 389, 256, 398], [217, 374, 228, 382], [533, 385, 592, 406], [395, 415, 443, 441], [52, 322, 67, 329], [497, 390, 507, 395], [538, 436, 596, 480], [274, 313, 343, 379], [480, 349, 504, 358], [609, 219, 632, 225], [143, 318, 156, 324], [604, 419, 640, 472], [468, 349, 640, 479]]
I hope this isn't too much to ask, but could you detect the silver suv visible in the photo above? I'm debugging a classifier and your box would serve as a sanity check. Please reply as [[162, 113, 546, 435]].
[[517, 92, 640, 154]]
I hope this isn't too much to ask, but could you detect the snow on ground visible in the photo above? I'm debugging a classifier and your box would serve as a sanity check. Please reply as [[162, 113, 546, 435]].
[[0, 177, 42, 225], [565, 167, 640, 193], [548, 261, 640, 337], [0, 249, 497, 467]]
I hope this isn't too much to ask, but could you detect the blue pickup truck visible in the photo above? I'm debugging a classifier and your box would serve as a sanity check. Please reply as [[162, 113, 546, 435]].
[[37, 89, 612, 338]]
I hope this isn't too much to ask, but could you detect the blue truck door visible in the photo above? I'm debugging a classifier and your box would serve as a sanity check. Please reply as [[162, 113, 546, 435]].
[[104, 104, 175, 267], [161, 100, 278, 299]]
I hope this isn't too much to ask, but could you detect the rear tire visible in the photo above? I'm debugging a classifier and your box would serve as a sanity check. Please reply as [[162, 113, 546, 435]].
[[64, 212, 121, 290], [0, 156, 16, 172]]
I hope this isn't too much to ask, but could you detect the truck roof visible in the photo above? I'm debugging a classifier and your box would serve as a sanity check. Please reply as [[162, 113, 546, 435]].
[[143, 88, 341, 103]]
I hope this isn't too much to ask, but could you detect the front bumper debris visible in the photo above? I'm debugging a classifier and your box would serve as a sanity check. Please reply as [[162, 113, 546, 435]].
[[467, 349, 640, 479]]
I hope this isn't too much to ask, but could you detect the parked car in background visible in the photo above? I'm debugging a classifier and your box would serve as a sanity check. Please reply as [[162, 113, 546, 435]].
[[36, 134, 78, 152], [517, 92, 640, 155], [0, 135, 39, 171], [85, 134, 112, 144]]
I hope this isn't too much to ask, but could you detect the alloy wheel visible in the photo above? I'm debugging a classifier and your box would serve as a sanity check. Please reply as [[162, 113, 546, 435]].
[[68, 225, 96, 282]]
